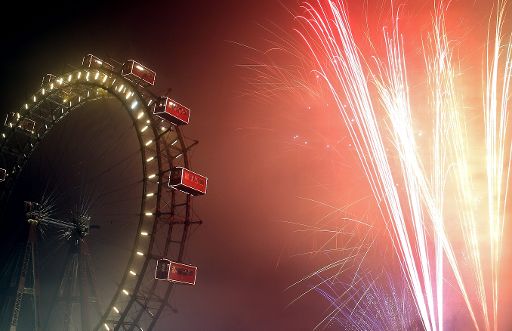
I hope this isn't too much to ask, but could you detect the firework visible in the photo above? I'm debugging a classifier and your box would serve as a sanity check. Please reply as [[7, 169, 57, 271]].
[[316, 271, 421, 331], [290, 0, 512, 330]]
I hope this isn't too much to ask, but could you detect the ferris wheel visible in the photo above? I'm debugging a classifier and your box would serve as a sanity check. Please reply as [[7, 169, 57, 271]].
[[0, 54, 207, 331]]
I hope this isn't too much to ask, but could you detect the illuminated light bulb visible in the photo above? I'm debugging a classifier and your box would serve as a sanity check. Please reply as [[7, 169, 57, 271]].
[[1, 133, 5, 138], [137, 112, 144, 120], [50, 83, 54, 89], [129, 270, 136, 276], [160, 126, 166, 131], [131, 101, 138, 109], [145, 140, 152, 146], [146, 119, 150, 124], [85, 72, 90, 80], [24, 104, 28, 110], [146, 193, 154, 197], [102, 75, 108, 83], [122, 289, 129, 295], [175, 153, 182, 159], [94, 72, 99, 80], [104, 324, 110, 330], [140, 231, 149, 236], [136, 65, 144, 71], [147, 174, 156, 179], [140, 125, 148, 132], [57, 78, 63, 84], [67, 74, 72, 82], [41, 88, 45, 95], [146, 156, 154, 162], [147, 100, 153, 106], [95, 59, 103, 65], [145, 212, 152, 216], [32, 96, 36, 102], [136, 251, 144, 256], [113, 307, 119, 314], [77, 72, 82, 79]]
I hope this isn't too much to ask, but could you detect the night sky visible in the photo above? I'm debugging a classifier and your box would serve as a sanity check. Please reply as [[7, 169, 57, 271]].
[[1, 1, 343, 330], [1, 0, 512, 330]]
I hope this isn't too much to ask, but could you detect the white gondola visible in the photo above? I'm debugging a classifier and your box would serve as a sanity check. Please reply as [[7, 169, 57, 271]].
[[41, 73, 56, 86], [155, 258, 171, 280], [4, 113, 36, 134], [0, 168, 6, 182], [82, 54, 114, 71]]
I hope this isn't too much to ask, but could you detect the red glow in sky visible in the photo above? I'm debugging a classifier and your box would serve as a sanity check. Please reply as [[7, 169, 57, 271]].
[[1, 0, 511, 330]]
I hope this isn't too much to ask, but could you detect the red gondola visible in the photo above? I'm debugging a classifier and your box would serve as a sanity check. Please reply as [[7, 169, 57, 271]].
[[168, 167, 207, 196], [168, 261, 197, 285], [122, 59, 156, 86], [153, 97, 190, 126]]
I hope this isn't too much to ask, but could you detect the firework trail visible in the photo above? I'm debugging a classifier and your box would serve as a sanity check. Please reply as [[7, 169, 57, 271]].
[[289, 0, 512, 330], [316, 270, 421, 331]]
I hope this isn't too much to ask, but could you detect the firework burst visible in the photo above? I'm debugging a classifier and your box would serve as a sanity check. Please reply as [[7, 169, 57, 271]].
[[290, 0, 512, 330]]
